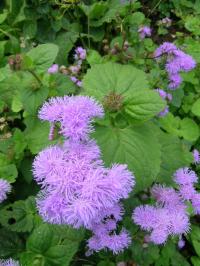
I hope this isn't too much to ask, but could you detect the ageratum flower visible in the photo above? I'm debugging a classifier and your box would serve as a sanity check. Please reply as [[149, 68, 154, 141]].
[[39, 96, 104, 141], [34, 96, 135, 254], [0, 178, 11, 203], [133, 181, 190, 245], [87, 204, 131, 254], [138, 26, 151, 39], [155, 42, 196, 89], [193, 149, 200, 164], [48, 64, 59, 74], [0, 259, 20, 266]]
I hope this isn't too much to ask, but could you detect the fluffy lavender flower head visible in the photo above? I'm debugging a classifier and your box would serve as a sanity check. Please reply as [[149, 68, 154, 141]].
[[74, 47, 87, 60], [0, 179, 11, 203], [158, 106, 169, 117], [48, 64, 59, 74], [133, 205, 157, 231], [155, 42, 177, 58], [0, 259, 20, 266], [168, 73, 182, 89], [70, 76, 77, 83], [193, 149, 200, 164], [174, 168, 198, 185], [38, 96, 104, 140], [179, 183, 196, 201], [155, 88, 167, 99], [138, 26, 151, 39], [155, 42, 196, 89], [76, 80, 82, 87], [87, 204, 131, 254], [191, 193, 200, 214], [178, 238, 185, 249]]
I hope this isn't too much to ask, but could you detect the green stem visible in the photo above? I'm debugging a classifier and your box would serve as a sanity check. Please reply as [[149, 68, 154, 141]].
[[0, 28, 11, 38], [87, 15, 90, 48], [28, 70, 43, 87]]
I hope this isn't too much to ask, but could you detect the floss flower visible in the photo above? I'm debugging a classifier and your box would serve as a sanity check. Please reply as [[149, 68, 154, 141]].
[[33, 95, 135, 254], [155, 42, 196, 89], [38, 96, 104, 141], [138, 26, 151, 39], [48, 64, 59, 74], [0, 178, 11, 203], [193, 149, 200, 164], [133, 176, 190, 245]]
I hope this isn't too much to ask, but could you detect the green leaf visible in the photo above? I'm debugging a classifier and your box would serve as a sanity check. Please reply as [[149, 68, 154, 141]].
[[159, 113, 200, 142], [25, 118, 56, 154], [180, 118, 200, 141], [191, 256, 200, 266], [27, 224, 54, 253], [157, 132, 192, 184], [0, 164, 18, 183], [192, 98, 200, 116], [0, 197, 37, 232], [23, 19, 37, 39], [54, 32, 78, 65], [0, 228, 24, 257], [87, 49, 103, 65], [93, 122, 161, 191], [124, 90, 165, 121], [0, 10, 8, 24], [83, 62, 148, 101], [27, 44, 59, 72], [20, 86, 49, 115]]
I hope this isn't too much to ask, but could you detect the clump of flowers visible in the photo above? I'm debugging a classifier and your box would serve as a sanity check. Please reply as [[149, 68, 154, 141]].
[[0, 178, 11, 203], [132, 166, 200, 245], [174, 168, 200, 214], [47, 46, 87, 88], [33, 95, 135, 254], [155, 88, 172, 117], [138, 26, 151, 39], [154, 42, 196, 89], [0, 258, 20, 266]]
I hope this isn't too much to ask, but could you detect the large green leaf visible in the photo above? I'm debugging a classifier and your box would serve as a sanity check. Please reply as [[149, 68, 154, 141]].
[[0, 228, 24, 257], [157, 132, 192, 184], [93, 122, 161, 191], [0, 197, 38, 232], [83, 62, 149, 101], [83, 62, 164, 121], [124, 90, 165, 121], [24, 224, 83, 266], [27, 44, 59, 72]]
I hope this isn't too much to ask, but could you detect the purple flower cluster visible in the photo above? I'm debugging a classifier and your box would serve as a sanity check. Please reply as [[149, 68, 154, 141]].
[[155, 88, 172, 117], [174, 168, 200, 214], [155, 42, 196, 89], [133, 167, 200, 245], [193, 149, 200, 164], [70, 47, 86, 87], [0, 259, 20, 266], [138, 26, 151, 39], [133, 183, 189, 245], [48, 64, 59, 74], [87, 204, 131, 255], [0, 179, 11, 203], [33, 96, 135, 254]]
